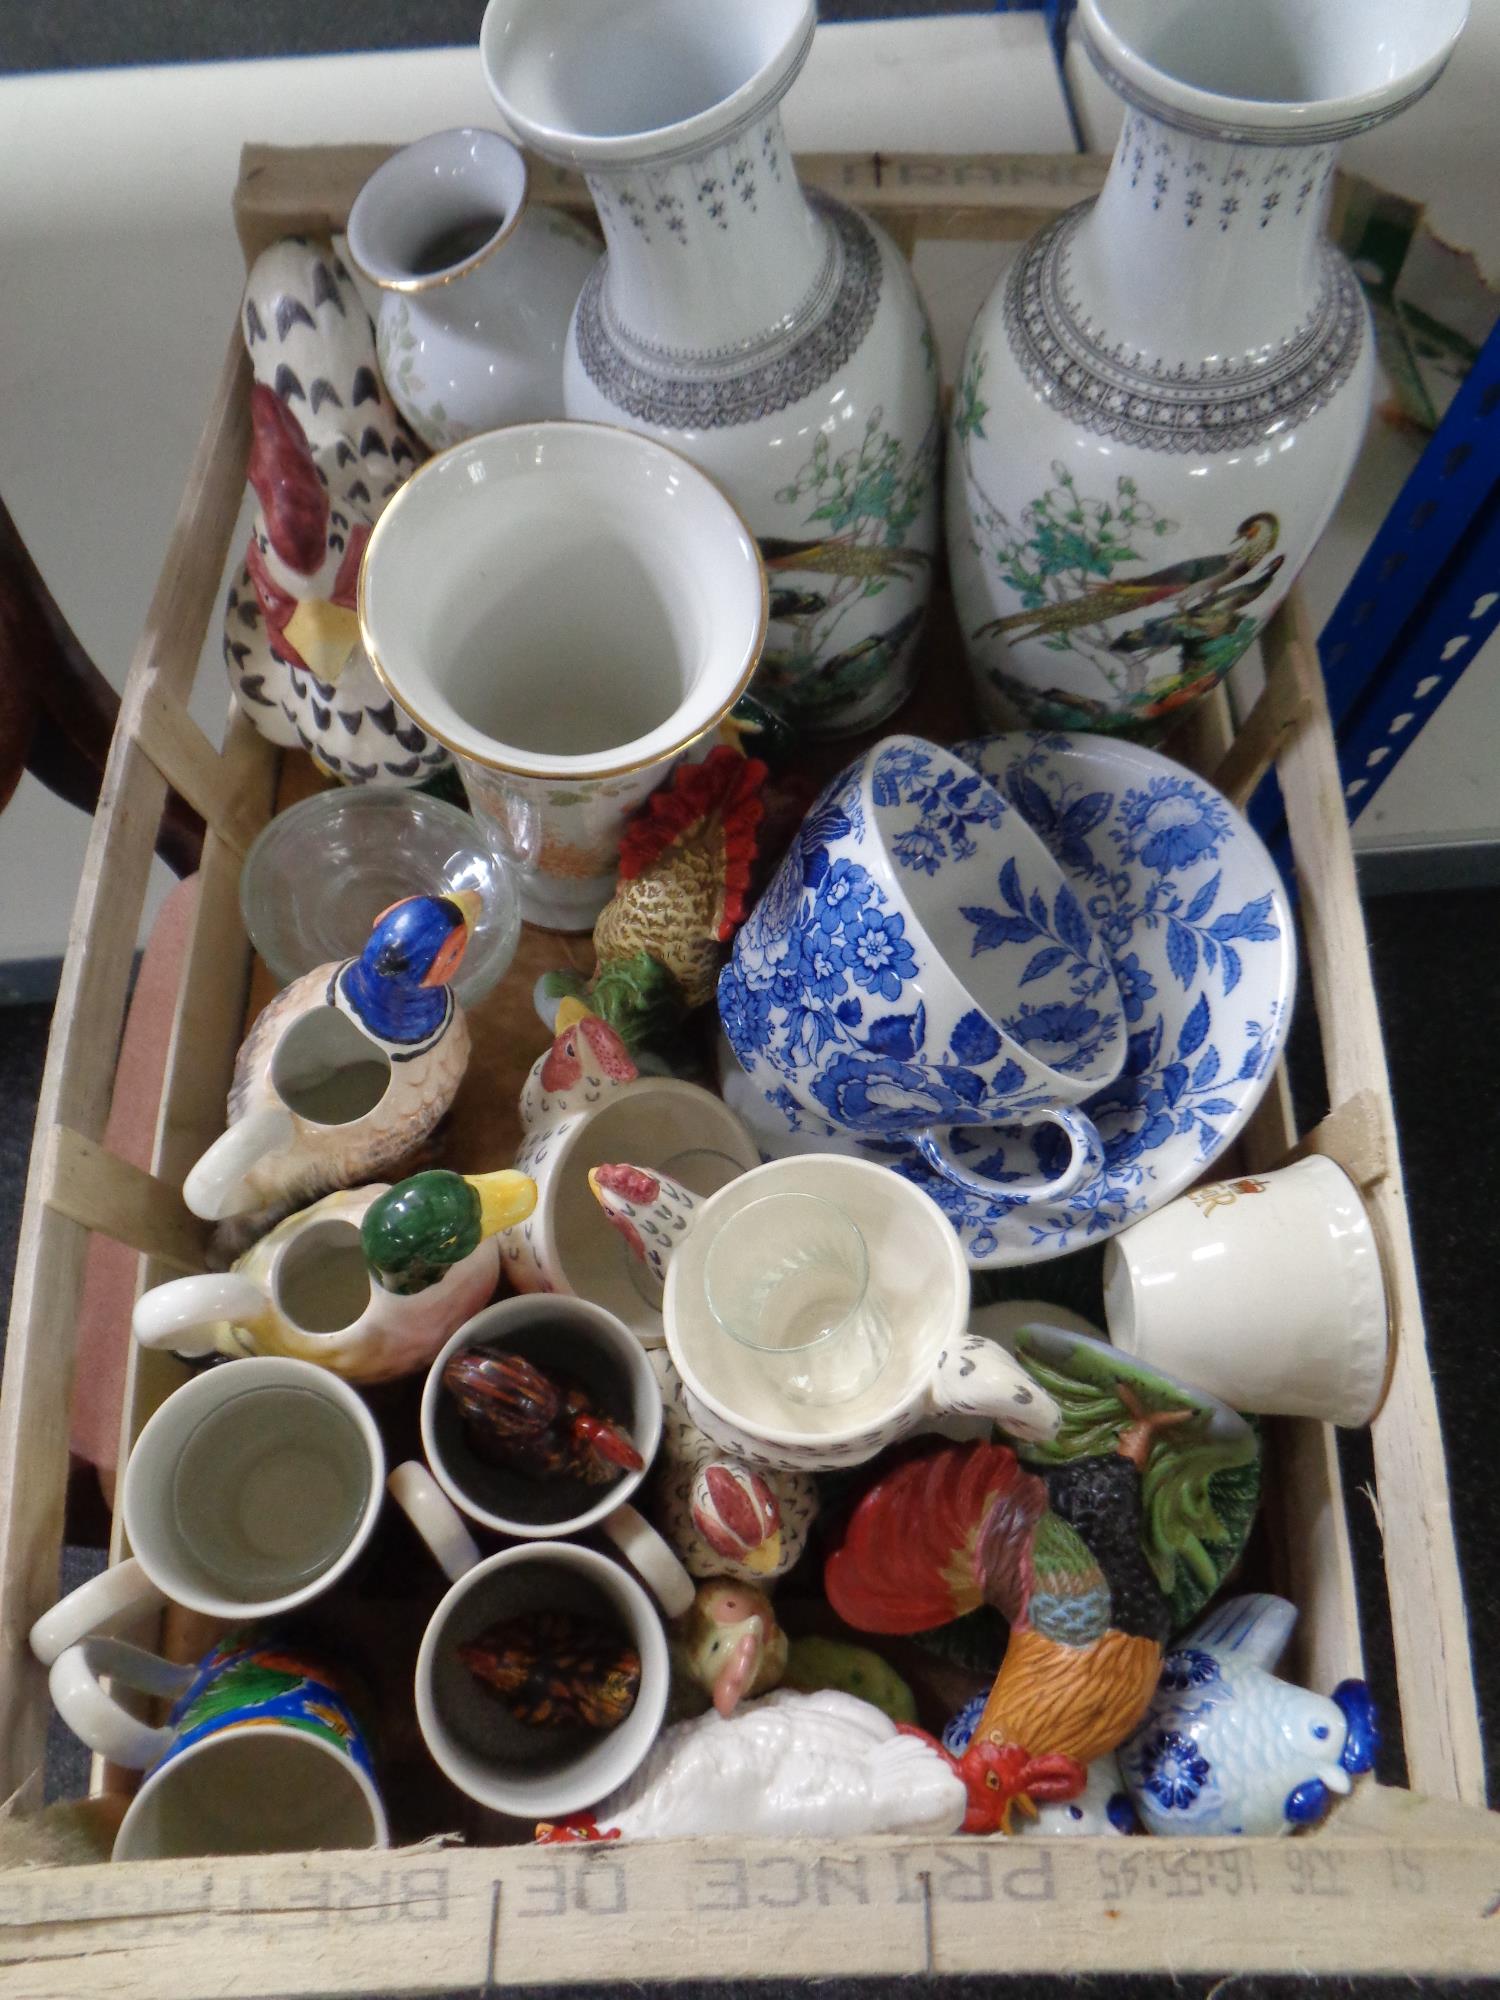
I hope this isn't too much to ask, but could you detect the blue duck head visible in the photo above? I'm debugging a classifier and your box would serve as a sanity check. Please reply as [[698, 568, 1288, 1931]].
[[1333, 1678, 1379, 1775], [341, 892, 478, 1043]]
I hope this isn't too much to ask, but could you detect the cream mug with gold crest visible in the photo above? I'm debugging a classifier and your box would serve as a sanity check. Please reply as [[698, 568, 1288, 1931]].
[[1103, 1155, 1391, 1426]]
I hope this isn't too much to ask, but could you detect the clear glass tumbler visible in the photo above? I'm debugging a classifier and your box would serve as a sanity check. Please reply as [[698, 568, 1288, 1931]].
[[702, 1193, 891, 1406]]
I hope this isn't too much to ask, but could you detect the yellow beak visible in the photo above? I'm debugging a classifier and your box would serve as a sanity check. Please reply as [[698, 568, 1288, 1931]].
[[463, 1170, 537, 1238], [553, 995, 596, 1033], [283, 599, 361, 683], [742, 1532, 782, 1576]]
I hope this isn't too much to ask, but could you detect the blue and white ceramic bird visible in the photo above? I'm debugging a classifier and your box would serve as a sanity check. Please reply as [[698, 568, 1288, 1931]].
[[1119, 1593, 1378, 1838], [185, 893, 476, 1227]]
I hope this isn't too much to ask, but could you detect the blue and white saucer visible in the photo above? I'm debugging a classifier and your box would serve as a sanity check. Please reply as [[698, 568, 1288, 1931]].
[[720, 731, 1295, 1268]]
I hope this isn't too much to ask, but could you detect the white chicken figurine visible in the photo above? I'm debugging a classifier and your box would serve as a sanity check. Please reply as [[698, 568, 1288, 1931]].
[[225, 236, 448, 785], [536, 1690, 972, 1844], [1119, 1593, 1378, 1837], [649, 1348, 818, 1585], [185, 893, 475, 1230]]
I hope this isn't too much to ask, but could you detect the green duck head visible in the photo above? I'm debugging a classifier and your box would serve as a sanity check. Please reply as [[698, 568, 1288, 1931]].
[[361, 1169, 536, 1295]]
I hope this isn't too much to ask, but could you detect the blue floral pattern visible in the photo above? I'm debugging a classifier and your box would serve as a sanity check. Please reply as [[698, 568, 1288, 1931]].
[[724, 732, 1293, 1269], [721, 742, 1116, 1140], [1138, 1728, 1213, 1813], [1159, 1648, 1227, 1696]]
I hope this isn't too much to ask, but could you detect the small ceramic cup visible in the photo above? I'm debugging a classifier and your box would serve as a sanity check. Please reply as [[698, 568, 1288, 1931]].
[[719, 735, 1126, 1205], [1102, 1155, 1391, 1426], [47, 1628, 387, 1860], [30, 1358, 385, 1666], [358, 422, 767, 931], [390, 1478, 671, 1819], [407, 1295, 695, 1615]]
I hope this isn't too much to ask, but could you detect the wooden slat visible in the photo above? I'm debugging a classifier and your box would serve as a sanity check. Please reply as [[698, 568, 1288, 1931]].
[[4, 1810, 1500, 1996], [0, 323, 252, 1801], [39, 1128, 206, 1275], [132, 686, 262, 858], [1268, 594, 1485, 1805], [232, 143, 1111, 261], [1289, 1088, 1391, 1191], [1210, 633, 1319, 809]]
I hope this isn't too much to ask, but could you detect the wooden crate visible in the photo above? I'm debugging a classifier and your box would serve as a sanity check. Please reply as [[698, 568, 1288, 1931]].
[[0, 147, 1494, 1995]]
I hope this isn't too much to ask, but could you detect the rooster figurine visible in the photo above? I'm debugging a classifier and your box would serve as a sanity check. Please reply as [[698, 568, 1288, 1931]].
[[442, 1349, 643, 1486], [184, 893, 475, 1231], [225, 236, 447, 785], [459, 1610, 641, 1731], [825, 1326, 1259, 1833], [647, 1349, 818, 1585], [536, 1690, 971, 1843], [537, 746, 767, 1053]]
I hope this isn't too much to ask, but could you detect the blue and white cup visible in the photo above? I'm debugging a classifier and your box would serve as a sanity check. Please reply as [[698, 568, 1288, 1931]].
[[718, 735, 1126, 1203], [48, 1628, 387, 1860]]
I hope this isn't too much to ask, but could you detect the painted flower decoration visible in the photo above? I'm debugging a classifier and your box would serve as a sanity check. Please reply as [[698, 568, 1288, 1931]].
[[1113, 950, 1156, 1023], [1001, 999, 1115, 1074], [844, 908, 917, 1001], [1158, 1648, 1225, 1696], [1113, 777, 1232, 873], [1140, 1728, 1212, 1812], [810, 1054, 984, 1134], [816, 857, 875, 931]]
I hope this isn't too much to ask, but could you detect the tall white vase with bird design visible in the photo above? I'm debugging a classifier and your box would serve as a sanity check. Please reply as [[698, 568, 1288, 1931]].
[[480, 0, 940, 741], [948, 0, 1468, 735]]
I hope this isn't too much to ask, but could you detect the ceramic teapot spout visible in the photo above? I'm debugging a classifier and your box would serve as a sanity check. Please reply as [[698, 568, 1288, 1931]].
[[925, 1332, 1061, 1445], [588, 1162, 703, 1297]]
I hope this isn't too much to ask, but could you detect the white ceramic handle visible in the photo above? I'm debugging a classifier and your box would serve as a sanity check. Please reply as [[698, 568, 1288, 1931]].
[[132, 1272, 270, 1356], [183, 1103, 296, 1222], [924, 1333, 1061, 1444], [29, 1557, 168, 1668], [388, 1461, 481, 1583], [600, 1503, 696, 1619], [48, 1637, 194, 1769], [915, 1106, 1105, 1207]]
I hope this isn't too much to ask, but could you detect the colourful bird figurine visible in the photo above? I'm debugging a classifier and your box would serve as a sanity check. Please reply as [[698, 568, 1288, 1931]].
[[824, 1329, 1260, 1834], [535, 1690, 970, 1844], [1119, 1593, 1378, 1837], [646, 1350, 819, 1585], [587, 1162, 700, 1300], [537, 747, 768, 1054], [459, 1610, 641, 1731], [441, 1348, 644, 1486], [133, 1165, 533, 1383], [671, 1581, 788, 1717], [225, 236, 446, 784], [184, 894, 475, 1229]]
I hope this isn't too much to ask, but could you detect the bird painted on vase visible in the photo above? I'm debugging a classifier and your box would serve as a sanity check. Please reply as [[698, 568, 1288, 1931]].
[[671, 1580, 788, 1717], [973, 514, 1280, 645], [226, 235, 446, 785], [759, 535, 934, 584], [442, 1348, 644, 1486], [535, 748, 768, 1055], [824, 1371, 1257, 1834], [459, 1610, 641, 1731], [1119, 1593, 1378, 1837], [535, 1689, 972, 1843], [647, 1348, 819, 1586], [184, 893, 475, 1229], [1108, 557, 1287, 666]]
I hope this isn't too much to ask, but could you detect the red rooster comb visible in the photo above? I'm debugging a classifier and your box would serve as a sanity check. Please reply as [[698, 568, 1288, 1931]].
[[246, 382, 329, 576], [954, 1740, 1087, 1836]]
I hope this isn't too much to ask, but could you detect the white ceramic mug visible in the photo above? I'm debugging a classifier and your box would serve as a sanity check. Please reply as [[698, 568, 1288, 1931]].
[[409, 1295, 694, 1615], [30, 1358, 385, 1665], [389, 1475, 671, 1819], [506, 1008, 759, 1345], [1102, 1155, 1391, 1426], [358, 421, 767, 931], [48, 1629, 388, 1860]]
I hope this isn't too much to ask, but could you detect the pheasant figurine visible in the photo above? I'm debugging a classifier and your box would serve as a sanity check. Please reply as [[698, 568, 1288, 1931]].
[[459, 1610, 641, 1731], [538, 746, 767, 1053], [226, 236, 446, 785], [647, 1349, 818, 1585], [184, 894, 474, 1228], [441, 1349, 643, 1486], [825, 1330, 1259, 1833]]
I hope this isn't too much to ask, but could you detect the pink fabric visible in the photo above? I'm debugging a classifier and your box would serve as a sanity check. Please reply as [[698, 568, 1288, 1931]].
[[69, 874, 200, 1486]]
